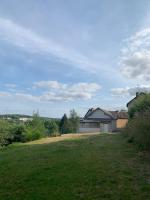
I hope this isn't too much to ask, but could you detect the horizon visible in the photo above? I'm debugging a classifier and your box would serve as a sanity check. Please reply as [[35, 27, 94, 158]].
[[0, 0, 150, 117]]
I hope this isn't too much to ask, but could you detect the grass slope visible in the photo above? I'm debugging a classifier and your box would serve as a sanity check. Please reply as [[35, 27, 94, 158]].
[[0, 134, 149, 200]]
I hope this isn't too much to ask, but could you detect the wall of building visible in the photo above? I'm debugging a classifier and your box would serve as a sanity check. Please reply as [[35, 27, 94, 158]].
[[79, 127, 100, 133], [116, 119, 128, 129], [111, 120, 117, 132]]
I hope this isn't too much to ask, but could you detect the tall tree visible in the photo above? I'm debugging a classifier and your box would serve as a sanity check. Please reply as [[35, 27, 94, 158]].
[[69, 109, 80, 133], [60, 114, 69, 134]]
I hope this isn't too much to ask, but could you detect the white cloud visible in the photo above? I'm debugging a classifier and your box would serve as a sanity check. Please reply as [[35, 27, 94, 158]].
[[111, 85, 150, 96], [37, 81, 101, 102], [33, 81, 67, 90], [0, 17, 100, 72], [120, 28, 150, 81], [0, 81, 101, 102]]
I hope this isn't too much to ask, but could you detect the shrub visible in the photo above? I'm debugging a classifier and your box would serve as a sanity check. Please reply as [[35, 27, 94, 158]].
[[0, 120, 13, 147], [22, 127, 44, 142], [129, 93, 150, 119], [23, 113, 47, 142], [123, 111, 150, 151], [9, 125, 26, 142]]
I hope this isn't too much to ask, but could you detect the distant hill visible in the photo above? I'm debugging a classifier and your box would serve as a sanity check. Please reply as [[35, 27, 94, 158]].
[[0, 114, 60, 121]]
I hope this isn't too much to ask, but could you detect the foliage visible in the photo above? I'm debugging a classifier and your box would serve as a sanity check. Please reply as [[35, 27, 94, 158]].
[[9, 125, 26, 142], [24, 113, 47, 142], [44, 120, 60, 137], [129, 93, 150, 119], [59, 114, 69, 134], [68, 109, 80, 133], [123, 111, 150, 150], [59, 110, 80, 134], [0, 120, 13, 146], [124, 94, 150, 151]]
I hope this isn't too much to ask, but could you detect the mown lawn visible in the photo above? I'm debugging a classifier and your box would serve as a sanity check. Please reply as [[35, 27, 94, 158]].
[[0, 133, 149, 200]]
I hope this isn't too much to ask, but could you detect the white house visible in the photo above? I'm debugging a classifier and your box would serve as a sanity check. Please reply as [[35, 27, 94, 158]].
[[79, 108, 128, 133]]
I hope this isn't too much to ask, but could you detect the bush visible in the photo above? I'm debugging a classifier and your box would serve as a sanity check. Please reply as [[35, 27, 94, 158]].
[[9, 125, 26, 142], [123, 111, 150, 151], [0, 132, 13, 147], [0, 120, 13, 147], [22, 127, 44, 142], [129, 93, 150, 119], [23, 114, 47, 142]]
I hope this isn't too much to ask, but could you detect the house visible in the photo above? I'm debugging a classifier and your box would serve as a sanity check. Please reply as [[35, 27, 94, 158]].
[[79, 108, 128, 133], [127, 92, 146, 110]]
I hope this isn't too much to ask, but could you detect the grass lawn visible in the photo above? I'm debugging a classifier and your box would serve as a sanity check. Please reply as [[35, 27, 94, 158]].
[[0, 133, 149, 200]]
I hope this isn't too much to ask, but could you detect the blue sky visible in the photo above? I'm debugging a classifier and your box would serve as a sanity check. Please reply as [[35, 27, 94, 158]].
[[0, 0, 150, 117]]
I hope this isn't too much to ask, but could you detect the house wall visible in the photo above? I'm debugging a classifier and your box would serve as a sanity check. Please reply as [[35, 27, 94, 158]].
[[79, 121, 114, 133], [79, 127, 100, 133], [111, 120, 117, 132], [116, 119, 128, 129]]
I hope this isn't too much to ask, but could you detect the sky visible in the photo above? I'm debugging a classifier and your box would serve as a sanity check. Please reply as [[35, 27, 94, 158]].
[[0, 0, 150, 117]]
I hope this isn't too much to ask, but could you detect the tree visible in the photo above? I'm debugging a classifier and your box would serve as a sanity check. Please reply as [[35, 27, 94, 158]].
[[60, 114, 69, 134], [69, 109, 80, 133], [24, 112, 47, 142], [45, 120, 59, 136], [9, 124, 26, 142], [129, 93, 150, 119]]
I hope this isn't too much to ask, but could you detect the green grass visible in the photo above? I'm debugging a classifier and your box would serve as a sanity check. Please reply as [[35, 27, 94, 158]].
[[0, 133, 149, 200]]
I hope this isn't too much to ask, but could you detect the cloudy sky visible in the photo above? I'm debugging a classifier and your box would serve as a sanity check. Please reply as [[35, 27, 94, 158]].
[[0, 0, 150, 117]]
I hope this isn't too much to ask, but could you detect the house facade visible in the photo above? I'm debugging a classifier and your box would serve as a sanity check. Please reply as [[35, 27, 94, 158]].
[[127, 92, 146, 110], [79, 108, 128, 133]]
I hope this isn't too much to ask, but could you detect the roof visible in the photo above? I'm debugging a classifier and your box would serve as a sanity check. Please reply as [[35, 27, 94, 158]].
[[110, 111, 128, 119], [127, 92, 146, 107], [84, 107, 115, 119], [84, 108, 128, 120]]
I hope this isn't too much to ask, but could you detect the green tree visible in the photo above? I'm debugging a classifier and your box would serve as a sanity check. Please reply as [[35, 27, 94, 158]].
[[129, 93, 150, 119], [69, 109, 80, 133], [24, 112, 47, 142], [124, 93, 150, 150], [45, 120, 59, 136], [9, 124, 26, 142], [60, 114, 69, 134]]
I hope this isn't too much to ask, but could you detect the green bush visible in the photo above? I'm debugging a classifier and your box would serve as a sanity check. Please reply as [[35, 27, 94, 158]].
[[23, 114, 47, 142], [129, 93, 150, 119], [9, 125, 26, 142], [123, 111, 150, 151], [22, 128, 44, 142], [0, 120, 13, 146]]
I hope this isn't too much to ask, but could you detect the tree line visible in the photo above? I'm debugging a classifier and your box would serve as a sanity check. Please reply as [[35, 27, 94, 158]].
[[0, 109, 80, 147]]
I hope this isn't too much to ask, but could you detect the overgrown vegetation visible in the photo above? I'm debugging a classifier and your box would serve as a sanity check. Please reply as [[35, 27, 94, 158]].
[[0, 109, 80, 147], [123, 93, 150, 151], [60, 109, 80, 134]]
